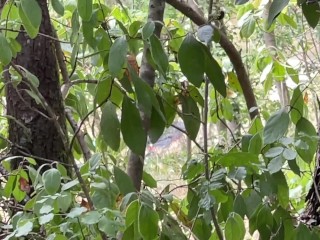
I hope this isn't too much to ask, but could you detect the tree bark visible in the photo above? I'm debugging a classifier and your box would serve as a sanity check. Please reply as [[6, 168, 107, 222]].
[[4, 0, 68, 170], [127, 0, 165, 191]]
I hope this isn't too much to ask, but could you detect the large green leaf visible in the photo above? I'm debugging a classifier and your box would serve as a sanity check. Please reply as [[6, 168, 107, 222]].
[[295, 117, 317, 163], [179, 94, 200, 140], [149, 34, 168, 76], [42, 169, 61, 195], [114, 166, 136, 195], [178, 34, 205, 87], [121, 96, 147, 155], [203, 46, 226, 97], [138, 204, 159, 240], [302, 2, 320, 28], [148, 107, 166, 143], [290, 87, 304, 124], [100, 102, 120, 151], [0, 33, 12, 65], [240, 14, 256, 39], [273, 171, 289, 208], [108, 36, 128, 77], [20, 0, 42, 29], [19, 0, 41, 39], [51, 0, 64, 16], [264, 109, 289, 144], [267, 0, 289, 29], [225, 213, 245, 240], [77, 0, 92, 21], [215, 152, 259, 171]]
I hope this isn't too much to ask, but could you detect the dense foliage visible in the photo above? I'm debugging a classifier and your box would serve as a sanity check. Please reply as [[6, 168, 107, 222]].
[[0, 0, 320, 239]]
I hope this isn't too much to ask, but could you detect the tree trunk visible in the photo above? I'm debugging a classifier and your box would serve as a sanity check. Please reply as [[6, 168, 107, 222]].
[[127, 0, 165, 191], [4, 0, 68, 170]]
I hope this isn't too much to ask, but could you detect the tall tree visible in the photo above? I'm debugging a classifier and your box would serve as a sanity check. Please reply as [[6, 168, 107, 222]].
[[3, 0, 68, 170]]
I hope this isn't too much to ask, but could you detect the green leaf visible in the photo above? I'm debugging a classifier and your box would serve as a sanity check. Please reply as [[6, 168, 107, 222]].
[[138, 204, 159, 240], [142, 21, 155, 40], [286, 67, 299, 84], [267, 0, 289, 29], [248, 133, 262, 154], [295, 117, 317, 163], [148, 107, 166, 143], [0, 33, 12, 65], [178, 34, 205, 87], [264, 147, 284, 158], [39, 213, 54, 225], [216, 152, 259, 169], [203, 46, 226, 97], [142, 171, 157, 188], [264, 109, 289, 144], [150, 34, 168, 76], [42, 169, 61, 195], [129, 20, 143, 37], [225, 213, 245, 240], [179, 94, 200, 140], [114, 166, 136, 195], [282, 148, 297, 160], [51, 0, 64, 16], [100, 102, 120, 151], [1, 5, 21, 39], [290, 87, 304, 124], [16, 219, 33, 237], [108, 36, 128, 77], [121, 96, 147, 155], [19, 0, 42, 38], [77, 0, 92, 21], [82, 20, 95, 48], [125, 200, 139, 227], [273, 171, 289, 208], [268, 156, 284, 174], [240, 14, 256, 38], [302, 2, 320, 28], [57, 192, 72, 212], [80, 211, 101, 224], [67, 207, 88, 218]]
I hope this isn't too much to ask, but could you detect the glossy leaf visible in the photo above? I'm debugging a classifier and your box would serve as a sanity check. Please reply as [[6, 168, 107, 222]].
[[108, 36, 128, 77], [216, 152, 259, 168], [150, 34, 168, 76], [203, 46, 226, 97], [138, 204, 159, 240], [274, 171, 289, 208], [267, 0, 289, 29], [100, 102, 120, 151], [142, 21, 155, 40], [114, 166, 136, 195], [302, 2, 320, 28], [264, 109, 289, 144], [51, 0, 64, 16], [290, 87, 304, 124], [142, 171, 157, 188], [20, 0, 42, 35], [77, 0, 92, 21], [0, 33, 12, 65], [179, 94, 200, 140], [42, 169, 61, 195], [121, 97, 147, 156], [178, 34, 205, 87], [295, 117, 317, 163], [225, 213, 245, 240]]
